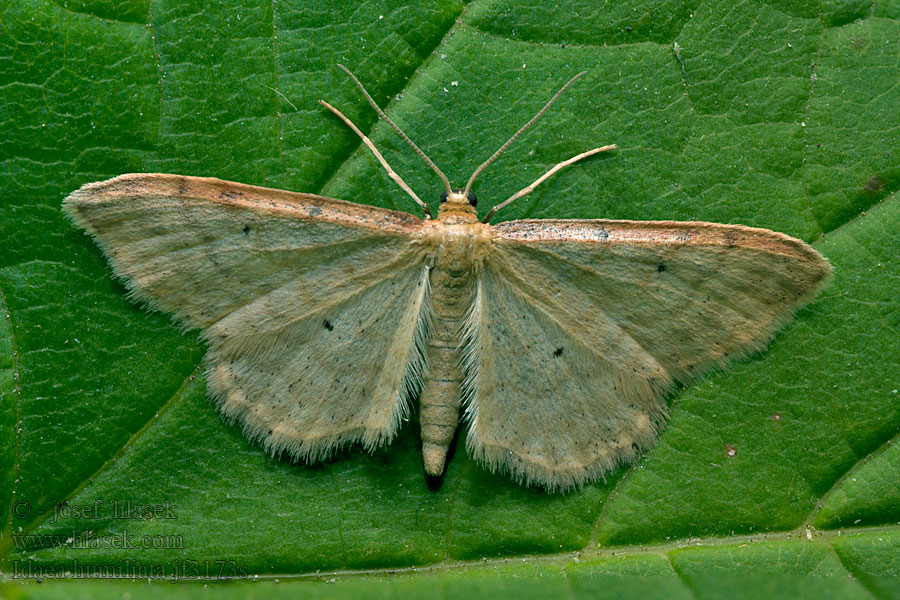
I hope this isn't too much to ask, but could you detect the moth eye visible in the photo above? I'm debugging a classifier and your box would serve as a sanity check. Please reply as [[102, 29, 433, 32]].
[[468, 192, 478, 207], [439, 191, 448, 204]]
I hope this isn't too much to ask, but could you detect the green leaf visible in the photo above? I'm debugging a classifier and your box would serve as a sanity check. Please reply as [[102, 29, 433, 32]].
[[1, 0, 899, 594]]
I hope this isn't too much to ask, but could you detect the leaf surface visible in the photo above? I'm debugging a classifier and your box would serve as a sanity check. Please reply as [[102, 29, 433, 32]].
[[1, 0, 899, 592]]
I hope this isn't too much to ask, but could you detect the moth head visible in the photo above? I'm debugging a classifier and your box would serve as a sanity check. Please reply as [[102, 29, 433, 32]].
[[439, 189, 477, 207], [437, 189, 478, 220]]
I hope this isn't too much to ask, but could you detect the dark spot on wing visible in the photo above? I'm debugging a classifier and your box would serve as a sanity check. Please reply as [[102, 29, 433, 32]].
[[242, 225, 251, 235], [553, 347, 564, 357], [657, 263, 665, 273], [323, 319, 334, 331]]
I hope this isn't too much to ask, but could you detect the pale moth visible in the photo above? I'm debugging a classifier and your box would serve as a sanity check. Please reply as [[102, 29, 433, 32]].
[[63, 66, 831, 492]]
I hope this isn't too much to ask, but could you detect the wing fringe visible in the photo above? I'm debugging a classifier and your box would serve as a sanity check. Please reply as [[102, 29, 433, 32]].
[[458, 278, 484, 428], [395, 266, 433, 430]]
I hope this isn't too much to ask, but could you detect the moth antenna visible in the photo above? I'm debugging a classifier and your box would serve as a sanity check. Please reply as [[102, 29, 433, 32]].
[[464, 71, 588, 197], [319, 100, 432, 218], [337, 64, 453, 197], [481, 144, 617, 222]]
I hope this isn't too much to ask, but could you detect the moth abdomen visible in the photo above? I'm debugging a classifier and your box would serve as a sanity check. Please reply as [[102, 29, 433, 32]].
[[418, 262, 474, 476]]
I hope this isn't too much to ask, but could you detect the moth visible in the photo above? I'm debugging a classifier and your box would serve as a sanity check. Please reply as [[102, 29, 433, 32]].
[[63, 66, 831, 491]]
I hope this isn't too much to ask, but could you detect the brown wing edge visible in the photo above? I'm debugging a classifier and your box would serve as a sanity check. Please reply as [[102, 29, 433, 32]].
[[493, 218, 825, 261], [472, 219, 832, 492], [63, 172, 425, 235], [60, 173, 426, 329], [491, 218, 833, 317]]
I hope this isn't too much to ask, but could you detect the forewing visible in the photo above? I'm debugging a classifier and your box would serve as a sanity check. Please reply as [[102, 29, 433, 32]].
[[463, 219, 831, 491], [63, 173, 431, 460]]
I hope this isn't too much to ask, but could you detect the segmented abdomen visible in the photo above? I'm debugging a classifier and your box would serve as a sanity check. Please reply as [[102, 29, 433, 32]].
[[419, 266, 472, 475]]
